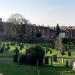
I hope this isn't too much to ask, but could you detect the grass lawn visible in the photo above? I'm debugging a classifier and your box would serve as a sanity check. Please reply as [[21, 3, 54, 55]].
[[0, 61, 74, 75], [0, 42, 75, 75]]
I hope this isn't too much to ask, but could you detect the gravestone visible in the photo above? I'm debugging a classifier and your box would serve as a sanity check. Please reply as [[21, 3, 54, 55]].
[[44, 56, 49, 64], [50, 50, 52, 54], [13, 54, 19, 63], [2, 43, 5, 47], [6, 43, 10, 51], [0, 47, 4, 53], [6, 43, 10, 47], [72, 61, 75, 71], [11, 42, 15, 46], [6, 45, 10, 51], [53, 55, 57, 62], [19, 43, 24, 50], [61, 50, 65, 55], [68, 59, 75, 71], [66, 60, 68, 67], [68, 52, 71, 56], [14, 47, 19, 55], [65, 45, 68, 51]]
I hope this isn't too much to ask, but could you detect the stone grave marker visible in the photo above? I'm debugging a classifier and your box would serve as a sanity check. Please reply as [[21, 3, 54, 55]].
[[68, 52, 71, 56], [53, 55, 57, 62], [68, 59, 75, 71], [13, 54, 19, 63], [44, 56, 49, 64]]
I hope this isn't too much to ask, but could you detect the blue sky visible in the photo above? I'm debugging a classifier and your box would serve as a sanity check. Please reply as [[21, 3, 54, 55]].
[[0, 0, 75, 26]]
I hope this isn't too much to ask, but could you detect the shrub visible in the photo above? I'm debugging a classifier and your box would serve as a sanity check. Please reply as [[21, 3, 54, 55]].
[[19, 46, 45, 66]]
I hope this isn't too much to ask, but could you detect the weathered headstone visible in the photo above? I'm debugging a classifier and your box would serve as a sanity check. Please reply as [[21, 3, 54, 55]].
[[68, 52, 71, 56], [72, 61, 75, 71], [13, 54, 19, 63], [19, 43, 24, 50], [6, 43, 10, 47], [66, 60, 68, 67], [50, 50, 52, 54], [68, 59, 75, 70], [11, 42, 15, 46], [44, 56, 49, 64], [53, 55, 57, 62], [14, 47, 19, 55], [0, 47, 4, 53], [61, 50, 65, 55]]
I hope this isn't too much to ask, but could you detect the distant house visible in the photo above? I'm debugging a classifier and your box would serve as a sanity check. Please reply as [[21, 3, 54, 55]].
[[0, 18, 75, 42]]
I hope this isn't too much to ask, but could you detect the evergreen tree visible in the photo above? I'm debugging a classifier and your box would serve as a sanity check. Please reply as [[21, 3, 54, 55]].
[[56, 24, 60, 37]]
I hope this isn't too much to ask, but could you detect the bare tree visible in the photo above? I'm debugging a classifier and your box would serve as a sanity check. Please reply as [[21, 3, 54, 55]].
[[7, 13, 29, 24]]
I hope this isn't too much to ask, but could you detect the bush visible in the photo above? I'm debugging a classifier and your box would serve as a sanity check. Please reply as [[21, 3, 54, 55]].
[[19, 46, 45, 66]]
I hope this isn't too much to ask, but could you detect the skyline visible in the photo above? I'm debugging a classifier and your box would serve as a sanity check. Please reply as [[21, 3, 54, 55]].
[[0, 0, 75, 26]]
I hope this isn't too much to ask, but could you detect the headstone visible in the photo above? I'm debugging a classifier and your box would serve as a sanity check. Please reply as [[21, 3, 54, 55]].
[[11, 42, 15, 46], [65, 45, 68, 51], [68, 59, 75, 70], [14, 47, 19, 55], [50, 50, 52, 54], [6, 43, 10, 47], [61, 50, 65, 55], [44, 56, 49, 64], [72, 61, 75, 71], [68, 59, 75, 71], [2, 43, 5, 47], [53, 55, 57, 62], [6, 45, 10, 51], [0, 47, 4, 53], [6, 43, 10, 51], [19, 43, 24, 50], [66, 60, 68, 67], [68, 52, 71, 56], [13, 54, 19, 63], [52, 45, 54, 49]]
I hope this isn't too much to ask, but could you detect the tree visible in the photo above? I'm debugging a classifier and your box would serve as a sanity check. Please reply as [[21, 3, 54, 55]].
[[16, 24, 26, 42], [7, 13, 29, 24], [19, 46, 45, 66], [55, 24, 60, 37], [7, 13, 30, 42], [54, 35, 63, 51]]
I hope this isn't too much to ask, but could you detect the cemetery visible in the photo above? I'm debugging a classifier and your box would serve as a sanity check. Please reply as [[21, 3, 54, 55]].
[[0, 0, 75, 74], [0, 40, 75, 75], [0, 23, 74, 75]]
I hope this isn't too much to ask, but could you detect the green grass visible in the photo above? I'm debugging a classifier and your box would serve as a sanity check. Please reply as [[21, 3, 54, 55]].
[[0, 42, 75, 75], [0, 61, 74, 75], [46, 49, 75, 58]]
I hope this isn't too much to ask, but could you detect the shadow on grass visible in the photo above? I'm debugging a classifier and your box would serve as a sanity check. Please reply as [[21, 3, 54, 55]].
[[40, 65, 71, 71], [39, 65, 75, 75]]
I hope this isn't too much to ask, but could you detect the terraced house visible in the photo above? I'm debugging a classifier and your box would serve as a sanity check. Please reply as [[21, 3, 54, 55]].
[[0, 18, 75, 42]]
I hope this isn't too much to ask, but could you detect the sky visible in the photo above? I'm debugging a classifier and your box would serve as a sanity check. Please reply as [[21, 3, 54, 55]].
[[0, 0, 75, 26]]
